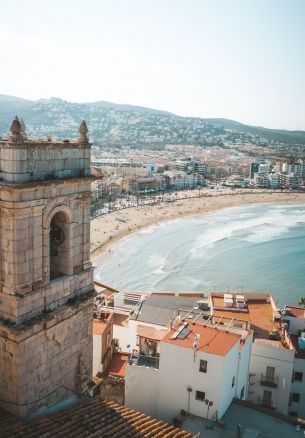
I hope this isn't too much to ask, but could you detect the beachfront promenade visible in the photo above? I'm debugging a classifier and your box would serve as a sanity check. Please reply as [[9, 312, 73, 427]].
[[90, 188, 305, 258]]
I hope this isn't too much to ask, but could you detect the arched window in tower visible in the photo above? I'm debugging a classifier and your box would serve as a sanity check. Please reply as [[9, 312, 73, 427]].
[[50, 211, 71, 280]]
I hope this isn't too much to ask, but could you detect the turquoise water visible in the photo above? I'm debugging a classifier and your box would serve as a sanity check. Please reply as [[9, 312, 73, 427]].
[[94, 202, 305, 307]]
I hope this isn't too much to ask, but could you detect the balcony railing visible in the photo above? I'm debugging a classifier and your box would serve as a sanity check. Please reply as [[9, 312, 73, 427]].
[[258, 398, 276, 409], [128, 354, 159, 369], [260, 374, 278, 388]]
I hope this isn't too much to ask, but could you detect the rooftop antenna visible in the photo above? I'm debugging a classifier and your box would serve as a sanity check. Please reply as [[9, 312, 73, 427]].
[[193, 333, 200, 362], [193, 333, 200, 349]]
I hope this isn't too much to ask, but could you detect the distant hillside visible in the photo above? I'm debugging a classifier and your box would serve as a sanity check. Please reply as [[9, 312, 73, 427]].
[[0, 94, 34, 115], [0, 94, 305, 146], [206, 118, 305, 145]]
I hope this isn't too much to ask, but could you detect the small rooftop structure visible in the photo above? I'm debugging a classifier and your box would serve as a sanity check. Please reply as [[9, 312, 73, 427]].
[[210, 292, 291, 346]]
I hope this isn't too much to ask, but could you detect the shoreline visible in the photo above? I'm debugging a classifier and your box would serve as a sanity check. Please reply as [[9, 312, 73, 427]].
[[90, 191, 305, 260]]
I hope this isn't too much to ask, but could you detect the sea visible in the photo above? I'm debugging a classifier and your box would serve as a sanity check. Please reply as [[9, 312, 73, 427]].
[[94, 202, 305, 308]]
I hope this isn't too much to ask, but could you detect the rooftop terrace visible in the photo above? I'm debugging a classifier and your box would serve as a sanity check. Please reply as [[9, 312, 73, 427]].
[[209, 292, 295, 351]]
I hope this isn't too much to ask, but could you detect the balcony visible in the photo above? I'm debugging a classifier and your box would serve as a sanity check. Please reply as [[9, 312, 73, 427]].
[[258, 398, 276, 409], [128, 354, 159, 369], [260, 374, 278, 388]]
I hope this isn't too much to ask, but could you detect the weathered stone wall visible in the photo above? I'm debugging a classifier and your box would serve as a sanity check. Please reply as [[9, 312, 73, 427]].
[[0, 141, 91, 183], [98, 376, 125, 406], [0, 268, 93, 324], [0, 294, 94, 417], [0, 180, 92, 324], [0, 133, 95, 418]]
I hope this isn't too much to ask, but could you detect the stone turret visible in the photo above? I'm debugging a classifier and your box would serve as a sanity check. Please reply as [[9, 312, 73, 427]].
[[9, 116, 25, 143], [20, 118, 27, 139], [79, 120, 89, 144]]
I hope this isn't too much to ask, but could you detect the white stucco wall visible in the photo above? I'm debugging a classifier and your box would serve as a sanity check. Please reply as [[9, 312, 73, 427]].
[[93, 334, 102, 376], [125, 365, 159, 417], [125, 333, 250, 423], [285, 315, 305, 335], [235, 334, 253, 399], [248, 340, 294, 414], [290, 357, 305, 418], [218, 341, 243, 418], [113, 323, 129, 352]]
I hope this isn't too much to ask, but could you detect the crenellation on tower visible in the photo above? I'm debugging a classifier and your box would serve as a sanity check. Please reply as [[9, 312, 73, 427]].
[[0, 118, 95, 417], [9, 116, 25, 144]]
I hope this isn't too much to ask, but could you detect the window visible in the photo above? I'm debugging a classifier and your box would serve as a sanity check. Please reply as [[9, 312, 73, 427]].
[[232, 376, 235, 388], [199, 360, 207, 373], [291, 393, 300, 403], [195, 390, 205, 402], [49, 211, 71, 280], [294, 372, 303, 382]]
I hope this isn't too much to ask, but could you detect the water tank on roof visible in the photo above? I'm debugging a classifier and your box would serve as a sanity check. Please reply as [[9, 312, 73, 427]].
[[197, 299, 210, 311]]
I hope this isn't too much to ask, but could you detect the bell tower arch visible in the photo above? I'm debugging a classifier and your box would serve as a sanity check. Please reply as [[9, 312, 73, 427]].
[[0, 118, 95, 417]]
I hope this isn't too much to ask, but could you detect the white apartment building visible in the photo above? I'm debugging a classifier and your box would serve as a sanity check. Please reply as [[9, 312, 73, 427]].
[[269, 173, 280, 189], [163, 170, 202, 189], [94, 287, 305, 421], [125, 316, 252, 423], [283, 306, 305, 418], [209, 292, 295, 415]]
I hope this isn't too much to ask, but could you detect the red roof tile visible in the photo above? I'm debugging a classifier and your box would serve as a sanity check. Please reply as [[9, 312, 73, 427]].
[[0, 398, 195, 438], [104, 352, 129, 378], [163, 321, 241, 356]]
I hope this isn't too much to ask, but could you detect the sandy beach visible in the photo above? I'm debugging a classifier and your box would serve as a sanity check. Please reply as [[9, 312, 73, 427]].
[[90, 190, 305, 259]]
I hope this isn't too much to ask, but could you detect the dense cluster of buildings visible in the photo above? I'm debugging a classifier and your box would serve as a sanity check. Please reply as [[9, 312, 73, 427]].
[[93, 286, 305, 424], [1, 119, 305, 437], [91, 148, 305, 206], [249, 160, 305, 190]]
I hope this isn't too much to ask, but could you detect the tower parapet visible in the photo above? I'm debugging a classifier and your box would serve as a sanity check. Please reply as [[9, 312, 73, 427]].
[[0, 119, 91, 183]]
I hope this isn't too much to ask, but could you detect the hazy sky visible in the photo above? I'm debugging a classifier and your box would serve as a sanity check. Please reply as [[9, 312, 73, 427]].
[[1, 0, 305, 129]]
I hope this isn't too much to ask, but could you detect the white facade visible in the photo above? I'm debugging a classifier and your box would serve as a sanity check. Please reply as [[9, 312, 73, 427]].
[[283, 306, 305, 418], [290, 357, 305, 418], [247, 339, 295, 414], [125, 325, 252, 423]]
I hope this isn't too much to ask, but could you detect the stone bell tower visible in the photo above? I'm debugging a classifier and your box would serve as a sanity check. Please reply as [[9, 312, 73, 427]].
[[0, 118, 95, 417]]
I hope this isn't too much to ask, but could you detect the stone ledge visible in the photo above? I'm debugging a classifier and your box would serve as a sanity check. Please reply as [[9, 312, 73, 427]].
[[0, 140, 91, 149], [0, 175, 100, 190], [0, 289, 95, 342]]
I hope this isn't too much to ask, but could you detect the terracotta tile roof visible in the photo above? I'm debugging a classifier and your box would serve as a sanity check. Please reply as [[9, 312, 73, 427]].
[[104, 352, 129, 378], [0, 398, 196, 438], [163, 321, 241, 356]]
